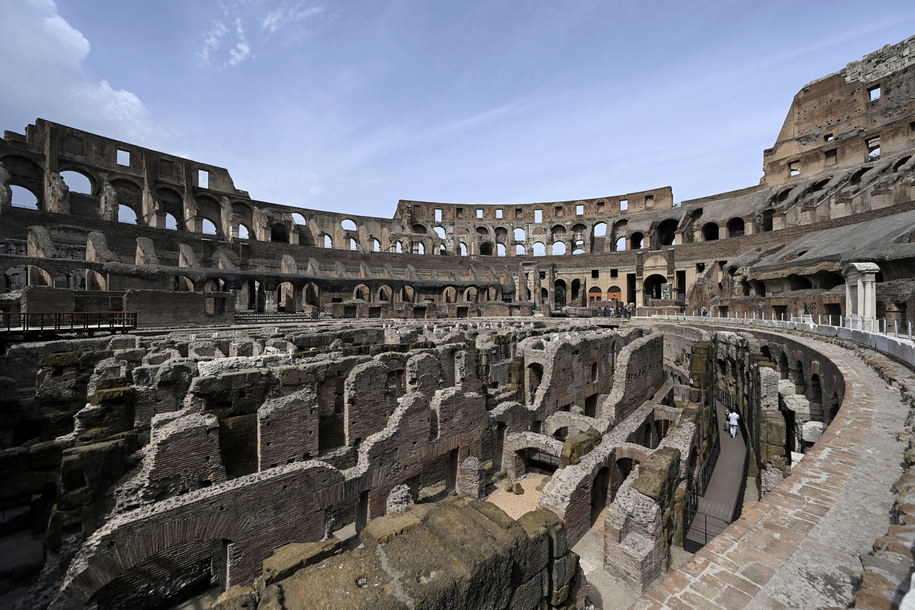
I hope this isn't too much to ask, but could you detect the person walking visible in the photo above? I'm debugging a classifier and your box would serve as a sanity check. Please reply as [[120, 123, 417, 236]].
[[727, 409, 740, 438]]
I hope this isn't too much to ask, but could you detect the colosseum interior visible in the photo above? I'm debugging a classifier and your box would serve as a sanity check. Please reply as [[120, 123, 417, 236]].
[[1, 34, 915, 610]]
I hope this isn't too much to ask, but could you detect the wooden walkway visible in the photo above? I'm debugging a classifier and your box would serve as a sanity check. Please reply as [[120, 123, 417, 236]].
[[684, 400, 747, 551]]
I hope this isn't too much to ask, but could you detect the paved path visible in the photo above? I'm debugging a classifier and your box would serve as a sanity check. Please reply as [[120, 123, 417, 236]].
[[635, 329, 913, 609]]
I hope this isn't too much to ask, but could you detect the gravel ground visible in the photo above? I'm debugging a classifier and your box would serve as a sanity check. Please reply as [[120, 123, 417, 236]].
[[486, 473, 548, 519]]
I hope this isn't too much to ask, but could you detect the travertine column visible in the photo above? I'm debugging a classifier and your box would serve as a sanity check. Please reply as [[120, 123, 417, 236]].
[[842, 262, 880, 318]]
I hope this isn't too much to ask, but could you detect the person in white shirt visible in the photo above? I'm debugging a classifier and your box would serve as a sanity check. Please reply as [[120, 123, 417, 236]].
[[728, 409, 740, 438]]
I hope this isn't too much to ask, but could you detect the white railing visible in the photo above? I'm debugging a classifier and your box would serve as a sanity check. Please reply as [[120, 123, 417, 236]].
[[648, 312, 915, 367]]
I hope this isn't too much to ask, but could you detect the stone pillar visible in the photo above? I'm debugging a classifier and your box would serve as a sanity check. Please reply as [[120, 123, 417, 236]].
[[842, 262, 880, 318]]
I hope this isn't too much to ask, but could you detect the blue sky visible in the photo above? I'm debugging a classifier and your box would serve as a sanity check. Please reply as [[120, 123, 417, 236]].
[[2, 1, 914, 218]]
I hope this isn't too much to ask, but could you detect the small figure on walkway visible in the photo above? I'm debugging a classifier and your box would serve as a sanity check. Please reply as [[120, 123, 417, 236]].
[[728, 409, 740, 438]]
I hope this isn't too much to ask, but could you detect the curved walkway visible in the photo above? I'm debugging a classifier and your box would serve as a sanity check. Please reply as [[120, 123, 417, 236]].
[[635, 328, 914, 609]]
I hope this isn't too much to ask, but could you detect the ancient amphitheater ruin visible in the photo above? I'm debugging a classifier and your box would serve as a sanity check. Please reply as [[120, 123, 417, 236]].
[[1, 35, 915, 610]]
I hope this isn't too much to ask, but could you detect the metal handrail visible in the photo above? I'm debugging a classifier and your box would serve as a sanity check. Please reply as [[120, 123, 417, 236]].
[[0, 311, 137, 334]]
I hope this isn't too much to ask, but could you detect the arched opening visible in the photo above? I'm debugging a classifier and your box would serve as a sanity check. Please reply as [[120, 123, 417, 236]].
[[593, 222, 607, 237], [615, 237, 627, 251], [3, 265, 27, 292], [292, 213, 307, 225], [727, 217, 745, 238], [377, 285, 392, 302], [85, 269, 107, 291], [588, 286, 603, 304], [554, 279, 567, 307], [371, 238, 381, 252], [532, 242, 546, 256], [400, 285, 415, 303], [11, 186, 39, 209], [353, 284, 370, 301], [117, 204, 138, 224], [463, 287, 479, 303], [323, 234, 333, 248], [551, 242, 566, 255], [607, 285, 622, 302], [394, 241, 403, 253], [515, 245, 526, 255], [497, 243, 507, 257], [527, 363, 544, 404], [514, 228, 526, 241], [175, 275, 195, 291], [349, 238, 359, 251], [238, 224, 251, 239], [570, 279, 581, 304], [591, 466, 612, 525], [630, 232, 644, 250], [459, 242, 468, 256], [304, 283, 320, 307], [443, 286, 457, 303], [643, 274, 667, 300], [479, 242, 493, 256], [164, 213, 179, 230], [270, 223, 289, 243], [60, 170, 93, 194], [276, 282, 297, 311], [201, 219, 218, 235], [657, 219, 678, 247], [341, 219, 357, 231], [702, 223, 719, 241]]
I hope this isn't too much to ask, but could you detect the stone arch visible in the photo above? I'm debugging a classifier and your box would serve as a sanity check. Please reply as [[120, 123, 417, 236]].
[[630, 232, 644, 250], [702, 222, 719, 241], [303, 283, 320, 307], [463, 286, 479, 303], [644, 274, 667, 300], [59, 169, 94, 194], [479, 242, 494, 256], [656, 218, 678, 247], [376, 285, 393, 302], [532, 242, 546, 257], [527, 362, 544, 405], [443, 286, 458, 303], [551, 242, 567, 255], [2, 155, 43, 209], [2, 265, 27, 292], [195, 195, 223, 237], [727, 217, 745, 238], [111, 178, 144, 225], [353, 284, 370, 301], [118, 204, 138, 224], [342, 218, 358, 231], [513, 228, 526, 242], [175, 275, 195, 292], [276, 281, 298, 311], [400, 285, 415, 303]]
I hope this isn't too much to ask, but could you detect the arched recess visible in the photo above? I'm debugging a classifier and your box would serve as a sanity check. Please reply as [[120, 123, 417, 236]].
[[175, 275, 195, 291], [443, 286, 457, 303], [303, 283, 320, 307], [85, 269, 107, 291], [570, 279, 581, 304], [353, 284, 370, 301], [276, 281, 298, 311], [480, 242, 493, 256], [400, 285, 415, 303], [195, 195, 222, 237], [656, 218, 678, 247], [727, 217, 745, 237], [463, 287, 479, 302], [271, 223, 289, 243], [551, 225, 567, 241], [376, 285, 392, 302], [588, 286, 603, 303], [28, 265, 53, 287], [702, 223, 719, 241], [643, 274, 667, 300], [630, 232, 644, 250], [527, 363, 544, 405], [554, 279, 567, 307], [607, 285, 622, 302], [59, 170, 93, 194]]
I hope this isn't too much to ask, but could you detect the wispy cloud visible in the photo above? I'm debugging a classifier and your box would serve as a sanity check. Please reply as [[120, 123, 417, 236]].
[[199, 20, 228, 62], [199, 13, 253, 68], [262, 2, 324, 35], [227, 17, 251, 66]]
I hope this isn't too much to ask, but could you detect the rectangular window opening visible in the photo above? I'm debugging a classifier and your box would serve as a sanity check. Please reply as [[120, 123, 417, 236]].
[[434, 208, 442, 222], [619, 199, 629, 211], [554, 206, 563, 216], [476, 208, 484, 219], [591, 269, 599, 279], [575, 204, 584, 215], [456, 207, 464, 218], [610, 269, 618, 278], [117, 149, 130, 166], [534, 209, 543, 223], [496, 208, 503, 219], [824, 133, 834, 142], [825, 148, 837, 166], [868, 85, 881, 102], [788, 161, 800, 177], [515, 208, 523, 218], [597, 201, 605, 210], [644, 195, 654, 205], [198, 169, 209, 189], [866, 136, 881, 161]]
